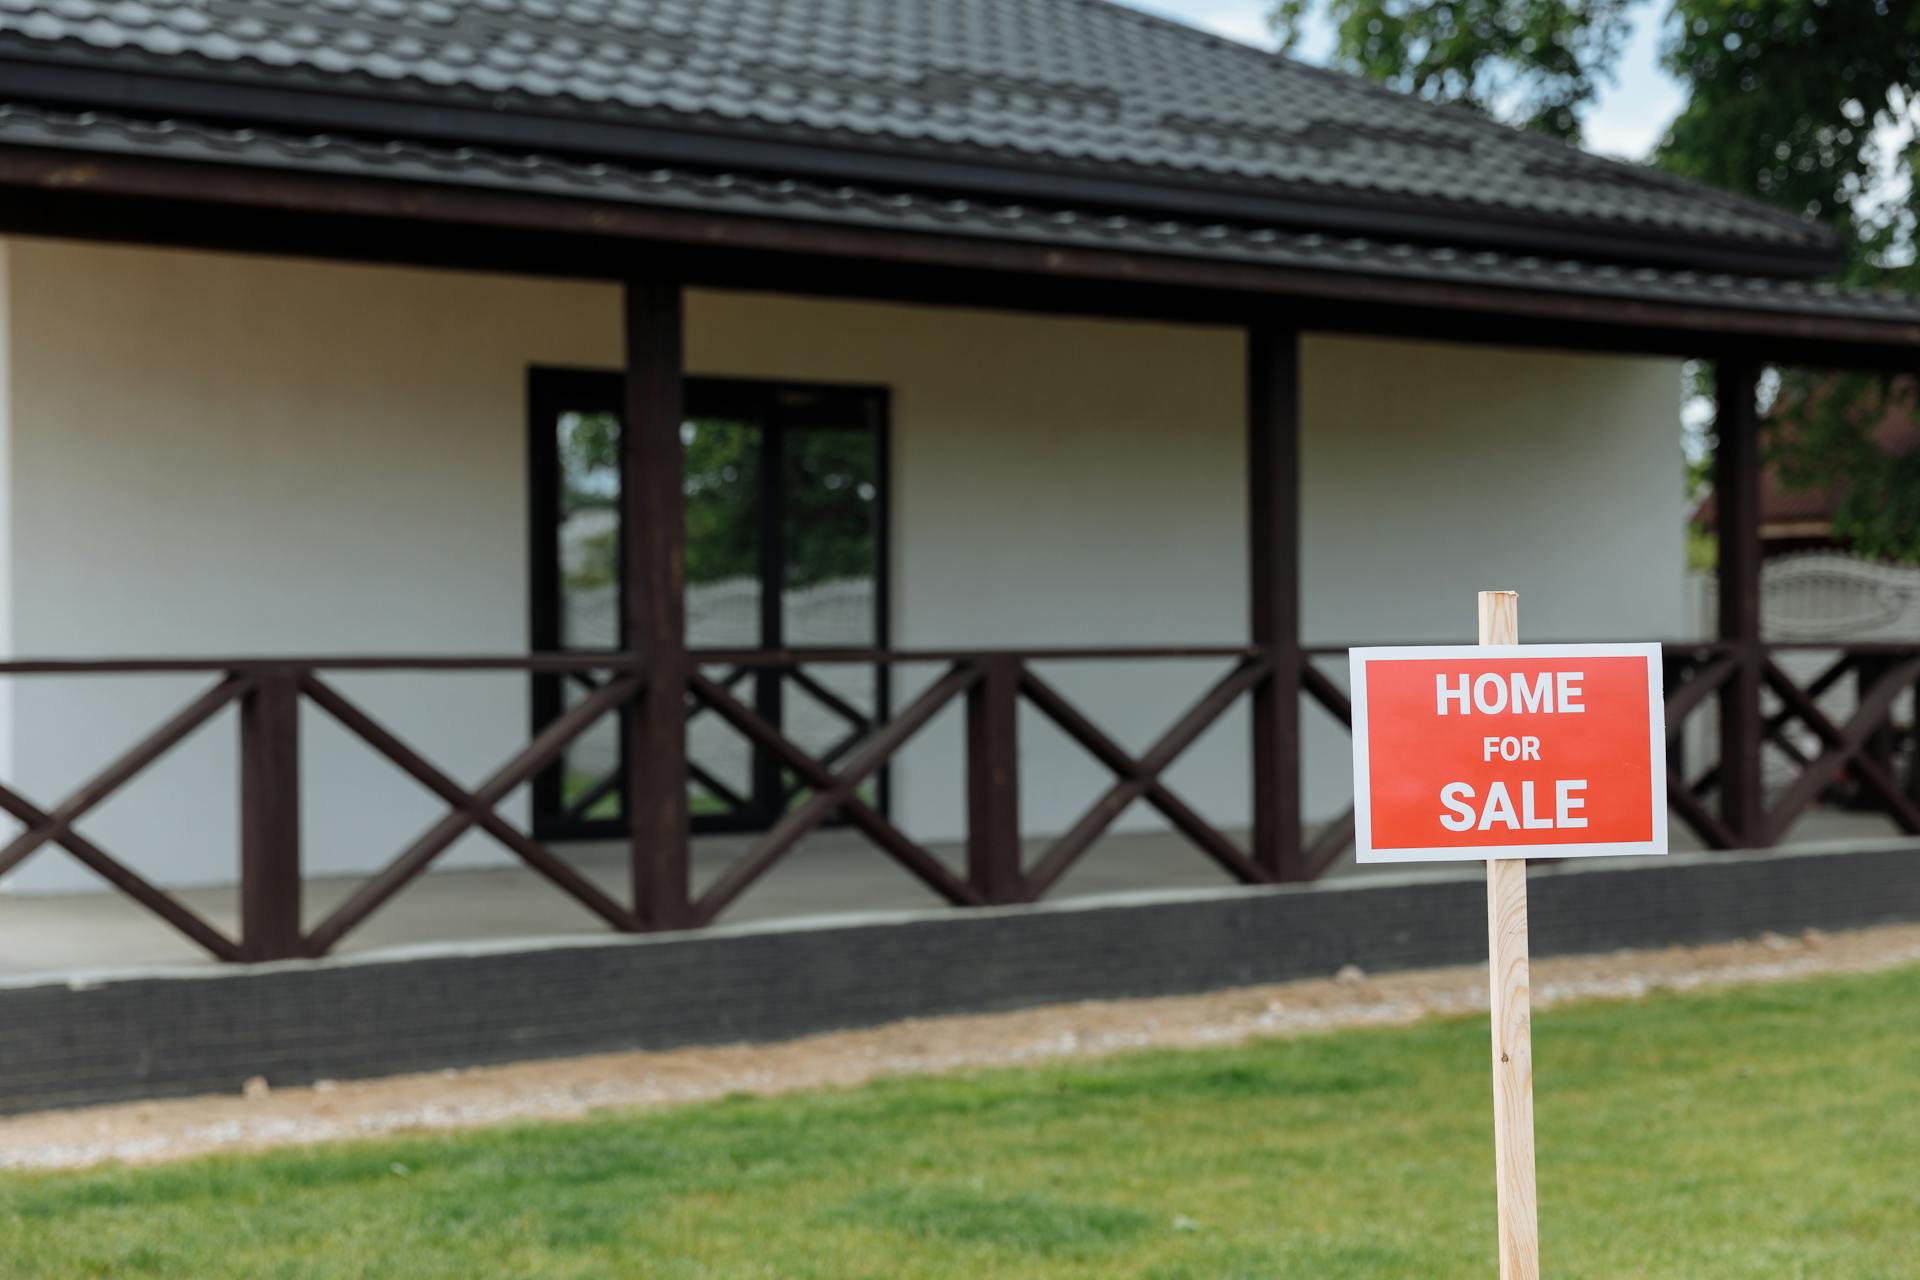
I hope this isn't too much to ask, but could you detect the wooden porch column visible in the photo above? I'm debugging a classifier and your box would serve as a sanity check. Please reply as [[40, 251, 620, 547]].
[[624, 279, 693, 929], [966, 655, 1023, 902], [1715, 359, 1765, 845], [238, 669, 301, 961], [1248, 324, 1306, 880]]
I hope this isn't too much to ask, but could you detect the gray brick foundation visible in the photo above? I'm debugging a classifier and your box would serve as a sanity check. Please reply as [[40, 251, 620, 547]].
[[2, 843, 1916, 1114]]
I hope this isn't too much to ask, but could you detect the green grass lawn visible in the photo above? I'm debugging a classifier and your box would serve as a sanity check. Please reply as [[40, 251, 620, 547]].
[[3, 963, 1917, 1279]]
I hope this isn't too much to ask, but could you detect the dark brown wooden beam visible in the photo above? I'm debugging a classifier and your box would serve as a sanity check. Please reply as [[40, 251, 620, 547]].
[[1909, 666, 1920, 808], [0, 645, 1251, 675], [0, 653, 646, 674], [624, 278, 694, 931], [1300, 662, 1354, 726], [1714, 360, 1765, 845], [1663, 655, 1737, 729], [239, 670, 303, 962], [686, 761, 752, 813], [1301, 807, 1356, 879], [692, 645, 1260, 665], [965, 655, 1023, 904], [1248, 324, 1305, 881], [560, 768, 624, 823], [787, 667, 873, 732], [1666, 771, 1740, 850]]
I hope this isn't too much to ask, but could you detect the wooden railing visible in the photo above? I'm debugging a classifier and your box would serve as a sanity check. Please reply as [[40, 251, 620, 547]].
[[680, 646, 1279, 923], [6, 640, 1919, 963], [0, 655, 648, 963], [1663, 641, 1920, 848]]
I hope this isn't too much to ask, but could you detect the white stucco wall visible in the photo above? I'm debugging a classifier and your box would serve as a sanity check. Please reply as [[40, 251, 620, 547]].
[[690, 297, 1686, 838], [0, 239, 621, 892], [1296, 333, 1687, 811], [684, 294, 1261, 849], [0, 239, 1685, 892]]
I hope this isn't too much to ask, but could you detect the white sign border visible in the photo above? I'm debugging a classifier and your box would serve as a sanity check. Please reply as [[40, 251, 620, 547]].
[[1348, 643, 1668, 864]]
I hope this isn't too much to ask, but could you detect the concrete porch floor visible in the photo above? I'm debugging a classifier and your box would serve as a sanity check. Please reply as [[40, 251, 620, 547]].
[[1, 807, 1912, 980]]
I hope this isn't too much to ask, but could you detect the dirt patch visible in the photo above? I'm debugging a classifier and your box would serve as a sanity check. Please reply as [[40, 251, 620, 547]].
[[4, 922, 1918, 1171]]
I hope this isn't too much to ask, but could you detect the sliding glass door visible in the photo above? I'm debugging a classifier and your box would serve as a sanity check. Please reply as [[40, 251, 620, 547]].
[[528, 369, 887, 838]]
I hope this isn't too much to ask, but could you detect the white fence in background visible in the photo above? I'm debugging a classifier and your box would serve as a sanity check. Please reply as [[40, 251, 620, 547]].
[[562, 575, 876, 650], [1688, 552, 1920, 798], [1688, 551, 1920, 642]]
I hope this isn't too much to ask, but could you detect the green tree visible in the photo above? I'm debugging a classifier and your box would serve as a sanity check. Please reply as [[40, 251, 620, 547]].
[[1272, 0, 1635, 140], [1273, 0, 1920, 557], [558, 414, 875, 592], [680, 422, 878, 588], [780, 429, 879, 588], [682, 419, 762, 586]]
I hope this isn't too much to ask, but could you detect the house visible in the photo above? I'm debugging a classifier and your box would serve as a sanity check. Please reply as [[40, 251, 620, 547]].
[[0, 0, 1917, 1105]]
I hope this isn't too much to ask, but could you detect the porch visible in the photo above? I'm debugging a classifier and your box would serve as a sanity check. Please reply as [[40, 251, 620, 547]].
[[0, 131, 1916, 980], [3, 630, 1920, 976], [0, 238, 1711, 972]]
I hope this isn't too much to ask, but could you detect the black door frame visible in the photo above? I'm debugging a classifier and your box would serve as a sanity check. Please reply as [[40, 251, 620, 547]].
[[528, 365, 891, 840]]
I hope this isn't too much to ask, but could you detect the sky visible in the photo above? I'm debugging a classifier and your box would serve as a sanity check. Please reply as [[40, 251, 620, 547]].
[[1117, 0, 1690, 160]]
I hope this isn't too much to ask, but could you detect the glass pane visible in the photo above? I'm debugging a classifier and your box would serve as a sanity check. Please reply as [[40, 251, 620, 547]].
[[683, 416, 763, 640], [556, 411, 621, 651], [782, 426, 877, 646], [538, 391, 886, 832], [684, 418, 763, 812], [782, 425, 879, 771], [550, 410, 624, 822]]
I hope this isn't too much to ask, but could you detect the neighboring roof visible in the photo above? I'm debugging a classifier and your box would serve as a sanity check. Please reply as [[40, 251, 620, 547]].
[[10, 102, 1920, 337], [0, 0, 1843, 276], [1697, 378, 1920, 537]]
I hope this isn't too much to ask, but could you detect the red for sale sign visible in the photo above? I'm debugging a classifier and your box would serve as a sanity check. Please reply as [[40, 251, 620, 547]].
[[1349, 644, 1667, 862]]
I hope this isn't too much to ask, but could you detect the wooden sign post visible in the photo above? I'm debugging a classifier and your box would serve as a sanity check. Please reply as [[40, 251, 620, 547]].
[[1347, 591, 1667, 1279], [1480, 590, 1537, 1280]]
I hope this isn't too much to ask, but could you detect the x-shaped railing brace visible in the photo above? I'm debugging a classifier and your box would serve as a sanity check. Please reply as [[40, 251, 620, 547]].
[[1660, 656, 1741, 848], [0, 675, 247, 960], [1760, 656, 1920, 845], [558, 666, 753, 820], [1021, 658, 1271, 898], [686, 665, 982, 924], [302, 671, 643, 955]]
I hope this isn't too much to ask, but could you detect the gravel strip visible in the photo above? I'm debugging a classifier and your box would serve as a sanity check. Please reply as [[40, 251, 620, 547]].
[[4, 922, 1918, 1172]]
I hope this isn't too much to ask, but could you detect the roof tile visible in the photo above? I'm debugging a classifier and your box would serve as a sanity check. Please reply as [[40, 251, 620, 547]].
[[0, 0, 1842, 263]]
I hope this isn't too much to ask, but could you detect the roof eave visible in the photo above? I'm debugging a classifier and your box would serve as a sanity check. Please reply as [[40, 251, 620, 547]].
[[0, 54, 1848, 281], [0, 137, 1909, 371]]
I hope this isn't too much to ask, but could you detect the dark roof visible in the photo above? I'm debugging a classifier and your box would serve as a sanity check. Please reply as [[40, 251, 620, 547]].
[[0, 0, 1844, 275], [11, 102, 1920, 334]]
